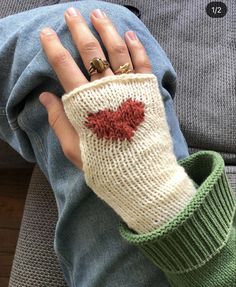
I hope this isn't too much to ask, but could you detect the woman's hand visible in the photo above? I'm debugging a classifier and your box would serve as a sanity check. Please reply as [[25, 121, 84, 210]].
[[39, 7, 152, 170], [39, 7, 196, 234]]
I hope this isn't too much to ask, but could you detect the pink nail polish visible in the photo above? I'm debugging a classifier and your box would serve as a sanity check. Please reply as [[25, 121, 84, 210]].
[[126, 31, 138, 41], [66, 7, 79, 17], [41, 27, 55, 36], [92, 9, 106, 18]]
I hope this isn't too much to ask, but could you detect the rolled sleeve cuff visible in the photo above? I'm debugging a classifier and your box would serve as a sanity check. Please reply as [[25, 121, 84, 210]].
[[119, 151, 236, 274]]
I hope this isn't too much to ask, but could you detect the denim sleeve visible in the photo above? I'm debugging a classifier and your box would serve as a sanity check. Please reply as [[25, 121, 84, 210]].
[[0, 1, 189, 287]]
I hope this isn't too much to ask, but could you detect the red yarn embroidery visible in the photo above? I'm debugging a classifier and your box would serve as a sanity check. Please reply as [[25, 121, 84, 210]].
[[85, 99, 145, 141]]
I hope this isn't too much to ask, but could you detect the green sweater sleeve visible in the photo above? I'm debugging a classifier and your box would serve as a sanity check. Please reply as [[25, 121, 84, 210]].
[[119, 151, 236, 287]]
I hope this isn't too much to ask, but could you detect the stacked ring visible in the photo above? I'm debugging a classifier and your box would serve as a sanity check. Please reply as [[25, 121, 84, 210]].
[[89, 58, 133, 76], [114, 63, 133, 75], [89, 57, 110, 76]]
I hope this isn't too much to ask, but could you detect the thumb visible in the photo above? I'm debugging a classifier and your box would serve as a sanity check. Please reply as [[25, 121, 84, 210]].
[[39, 91, 55, 110], [39, 92, 83, 170], [39, 91, 68, 132]]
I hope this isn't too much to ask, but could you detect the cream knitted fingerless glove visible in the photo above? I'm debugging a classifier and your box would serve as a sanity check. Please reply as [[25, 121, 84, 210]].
[[62, 73, 196, 234]]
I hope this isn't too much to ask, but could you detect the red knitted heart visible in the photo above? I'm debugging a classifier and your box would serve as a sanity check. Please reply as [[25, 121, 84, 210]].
[[85, 99, 145, 141]]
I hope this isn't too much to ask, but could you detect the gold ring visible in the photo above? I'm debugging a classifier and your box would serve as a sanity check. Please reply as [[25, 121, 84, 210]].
[[114, 63, 133, 75], [89, 57, 110, 76]]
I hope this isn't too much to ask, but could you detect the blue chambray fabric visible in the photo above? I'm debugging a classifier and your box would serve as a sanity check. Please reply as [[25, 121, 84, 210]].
[[0, 1, 189, 286]]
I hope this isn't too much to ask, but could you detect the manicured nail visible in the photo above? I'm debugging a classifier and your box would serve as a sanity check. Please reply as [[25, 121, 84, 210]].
[[126, 31, 138, 41], [66, 7, 80, 17], [92, 9, 106, 18], [40, 27, 55, 36], [39, 92, 51, 108]]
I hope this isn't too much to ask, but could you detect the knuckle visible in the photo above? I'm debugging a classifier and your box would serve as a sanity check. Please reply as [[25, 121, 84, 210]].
[[48, 110, 61, 130], [136, 43, 146, 53], [139, 59, 152, 70], [110, 43, 127, 55], [80, 40, 99, 53], [96, 20, 111, 32], [135, 43, 146, 52], [51, 49, 71, 67]]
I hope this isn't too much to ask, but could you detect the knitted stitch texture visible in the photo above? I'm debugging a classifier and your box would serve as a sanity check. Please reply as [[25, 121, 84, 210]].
[[62, 73, 196, 234], [120, 150, 236, 287]]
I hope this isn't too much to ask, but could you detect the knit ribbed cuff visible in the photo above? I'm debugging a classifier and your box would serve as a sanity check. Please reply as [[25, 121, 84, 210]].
[[119, 151, 236, 273]]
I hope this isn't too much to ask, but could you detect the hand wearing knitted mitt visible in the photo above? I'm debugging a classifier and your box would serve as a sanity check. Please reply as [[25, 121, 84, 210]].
[[62, 73, 196, 234]]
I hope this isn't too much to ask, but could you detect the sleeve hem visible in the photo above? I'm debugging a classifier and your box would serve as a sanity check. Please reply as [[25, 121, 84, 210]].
[[119, 151, 236, 273]]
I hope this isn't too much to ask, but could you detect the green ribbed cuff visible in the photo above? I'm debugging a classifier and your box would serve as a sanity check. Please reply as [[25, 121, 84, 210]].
[[119, 151, 236, 273]]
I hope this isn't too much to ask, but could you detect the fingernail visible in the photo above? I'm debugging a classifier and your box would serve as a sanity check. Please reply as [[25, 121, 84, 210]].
[[126, 31, 138, 41], [40, 27, 55, 36], [39, 92, 51, 108], [66, 7, 80, 17], [92, 9, 106, 18]]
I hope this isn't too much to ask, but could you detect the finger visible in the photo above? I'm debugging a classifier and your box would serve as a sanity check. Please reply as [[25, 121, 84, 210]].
[[39, 92, 83, 169], [125, 31, 152, 74], [40, 27, 88, 93], [90, 9, 134, 74], [65, 7, 113, 80]]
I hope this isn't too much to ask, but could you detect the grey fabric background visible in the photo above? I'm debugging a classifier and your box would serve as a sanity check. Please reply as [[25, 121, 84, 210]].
[[0, 0, 60, 18], [9, 167, 68, 287]]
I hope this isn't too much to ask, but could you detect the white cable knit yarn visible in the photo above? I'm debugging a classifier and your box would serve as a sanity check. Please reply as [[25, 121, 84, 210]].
[[62, 73, 196, 234]]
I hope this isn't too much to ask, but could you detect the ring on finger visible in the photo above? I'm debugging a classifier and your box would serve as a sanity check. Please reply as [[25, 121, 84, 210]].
[[114, 63, 134, 75], [89, 57, 110, 76]]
